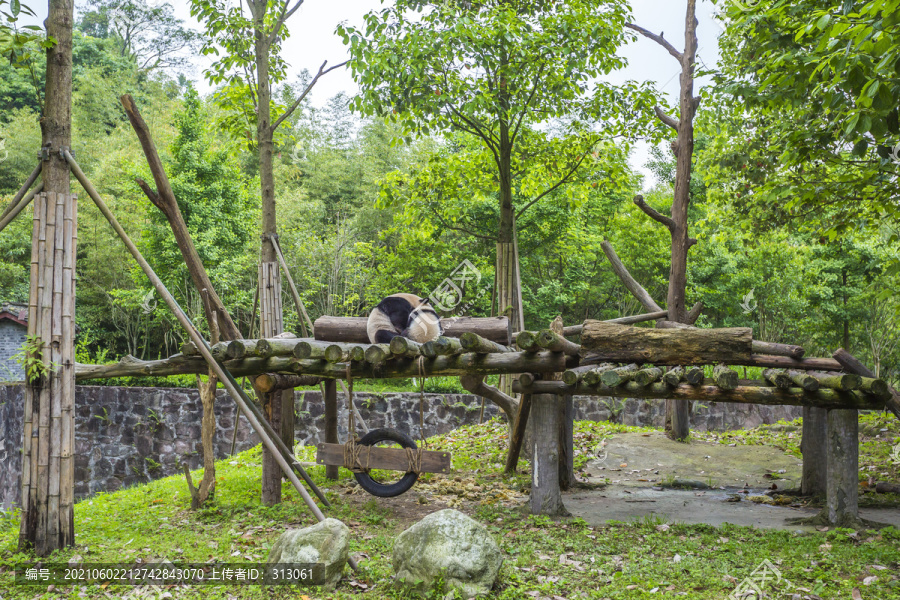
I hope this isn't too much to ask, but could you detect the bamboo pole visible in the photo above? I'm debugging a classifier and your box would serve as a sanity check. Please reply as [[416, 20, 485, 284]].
[[268, 234, 314, 337], [1, 162, 41, 220], [62, 151, 354, 568], [0, 182, 44, 234]]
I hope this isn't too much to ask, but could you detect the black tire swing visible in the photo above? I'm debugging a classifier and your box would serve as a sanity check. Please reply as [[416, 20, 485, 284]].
[[352, 428, 420, 497], [341, 359, 431, 498]]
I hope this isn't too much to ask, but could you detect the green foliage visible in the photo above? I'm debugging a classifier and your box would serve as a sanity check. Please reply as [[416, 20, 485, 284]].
[[135, 86, 258, 347], [707, 0, 900, 238], [12, 335, 54, 383]]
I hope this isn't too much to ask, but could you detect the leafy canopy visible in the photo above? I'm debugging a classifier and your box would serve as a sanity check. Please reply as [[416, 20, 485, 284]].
[[707, 0, 900, 236], [338, 0, 658, 152]]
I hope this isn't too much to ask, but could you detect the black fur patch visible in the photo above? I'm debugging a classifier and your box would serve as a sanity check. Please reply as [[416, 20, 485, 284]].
[[374, 296, 417, 331], [374, 329, 399, 343]]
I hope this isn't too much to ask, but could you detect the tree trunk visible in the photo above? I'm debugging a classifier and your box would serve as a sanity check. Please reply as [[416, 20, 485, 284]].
[[259, 262, 285, 506], [825, 409, 859, 526], [801, 407, 827, 498], [529, 394, 567, 516], [19, 0, 76, 557], [323, 380, 339, 480]]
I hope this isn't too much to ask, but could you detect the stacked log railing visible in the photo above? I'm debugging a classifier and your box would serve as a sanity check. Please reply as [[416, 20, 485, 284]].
[[76, 325, 892, 412]]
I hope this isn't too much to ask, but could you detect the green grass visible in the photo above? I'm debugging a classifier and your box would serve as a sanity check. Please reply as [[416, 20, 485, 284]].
[[1, 416, 899, 599]]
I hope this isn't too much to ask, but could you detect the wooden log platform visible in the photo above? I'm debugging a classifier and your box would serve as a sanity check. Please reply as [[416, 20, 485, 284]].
[[511, 380, 887, 410], [315, 443, 452, 474], [313, 315, 512, 344]]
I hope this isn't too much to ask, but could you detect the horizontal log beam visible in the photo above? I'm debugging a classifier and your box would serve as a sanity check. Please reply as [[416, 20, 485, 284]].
[[511, 381, 886, 410], [313, 315, 512, 345], [559, 311, 669, 337], [582, 321, 753, 365], [77, 351, 577, 381]]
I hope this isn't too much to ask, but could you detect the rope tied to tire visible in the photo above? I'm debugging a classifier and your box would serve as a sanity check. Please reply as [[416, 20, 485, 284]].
[[342, 439, 370, 473]]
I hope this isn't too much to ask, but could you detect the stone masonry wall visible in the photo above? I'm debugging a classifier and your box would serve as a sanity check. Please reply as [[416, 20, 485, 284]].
[[0, 321, 26, 382], [0, 384, 801, 510]]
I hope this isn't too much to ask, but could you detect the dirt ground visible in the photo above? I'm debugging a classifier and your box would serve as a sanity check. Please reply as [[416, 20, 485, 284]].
[[566, 431, 900, 530]]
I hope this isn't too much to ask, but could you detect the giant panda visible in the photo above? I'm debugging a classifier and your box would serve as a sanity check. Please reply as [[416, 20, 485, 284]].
[[366, 293, 443, 344]]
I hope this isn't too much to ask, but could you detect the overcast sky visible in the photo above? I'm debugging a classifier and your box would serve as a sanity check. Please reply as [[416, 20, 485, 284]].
[[40, 0, 726, 187]]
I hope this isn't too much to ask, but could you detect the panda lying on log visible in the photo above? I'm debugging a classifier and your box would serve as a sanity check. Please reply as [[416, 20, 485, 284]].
[[366, 293, 443, 344]]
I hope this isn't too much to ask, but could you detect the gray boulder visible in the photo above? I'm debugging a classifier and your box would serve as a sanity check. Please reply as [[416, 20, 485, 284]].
[[267, 518, 349, 587], [393, 508, 503, 597]]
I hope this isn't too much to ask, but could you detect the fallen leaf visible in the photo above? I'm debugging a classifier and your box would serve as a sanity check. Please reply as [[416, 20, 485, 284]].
[[852, 589, 862, 600], [863, 575, 878, 585]]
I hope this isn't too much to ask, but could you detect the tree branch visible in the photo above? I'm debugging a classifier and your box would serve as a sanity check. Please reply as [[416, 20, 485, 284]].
[[625, 23, 684, 62], [654, 105, 679, 131], [269, 0, 305, 45], [270, 59, 348, 132], [633, 195, 676, 231], [428, 204, 497, 241], [515, 150, 590, 220], [600, 240, 664, 313]]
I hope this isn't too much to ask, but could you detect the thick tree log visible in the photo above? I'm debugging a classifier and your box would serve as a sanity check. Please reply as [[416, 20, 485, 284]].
[[460, 332, 512, 353], [685, 366, 704, 385], [833, 348, 900, 419], [801, 407, 827, 498], [529, 394, 567, 516], [763, 369, 792, 389], [516, 330, 542, 352], [806, 371, 862, 392], [786, 369, 820, 391], [860, 377, 890, 399], [752, 340, 805, 359], [434, 336, 465, 356], [511, 381, 886, 410], [390, 337, 423, 357], [535, 329, 582, 355], [458, 375, 518, 423], [255, 374, 322, 393], [637, 366, 663, 386], [826, 409, 859, 526], [364, 344, 393, 365], [581, 364, 617, 386], [582, 321, 752, 365], [656, 320, 805, 358], [313, 315, 511, 344], [600, 364, 640, 387], [713, 364, 738, 390], [663, 366, 685, 387]]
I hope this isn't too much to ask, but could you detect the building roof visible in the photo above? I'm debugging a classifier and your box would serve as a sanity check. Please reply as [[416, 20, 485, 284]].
[[0, 302, 28, 327]]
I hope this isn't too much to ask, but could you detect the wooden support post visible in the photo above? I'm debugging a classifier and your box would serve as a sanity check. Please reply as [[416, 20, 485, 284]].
[[801, 407, 827, 498], [530, 394, 567, 516], [19, 192, 77, 556], [825, 409, 859, 526], [281, 388, 295, 460], [505, 394, 532, 473], [323, 380, 339, 480], [260, 260, 284, 506], [558, 395, 574, 490]]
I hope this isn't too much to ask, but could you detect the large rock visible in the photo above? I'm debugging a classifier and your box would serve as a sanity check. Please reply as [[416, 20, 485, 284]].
[[267, 518, 349, 587], [393, 509, 503, 597]]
